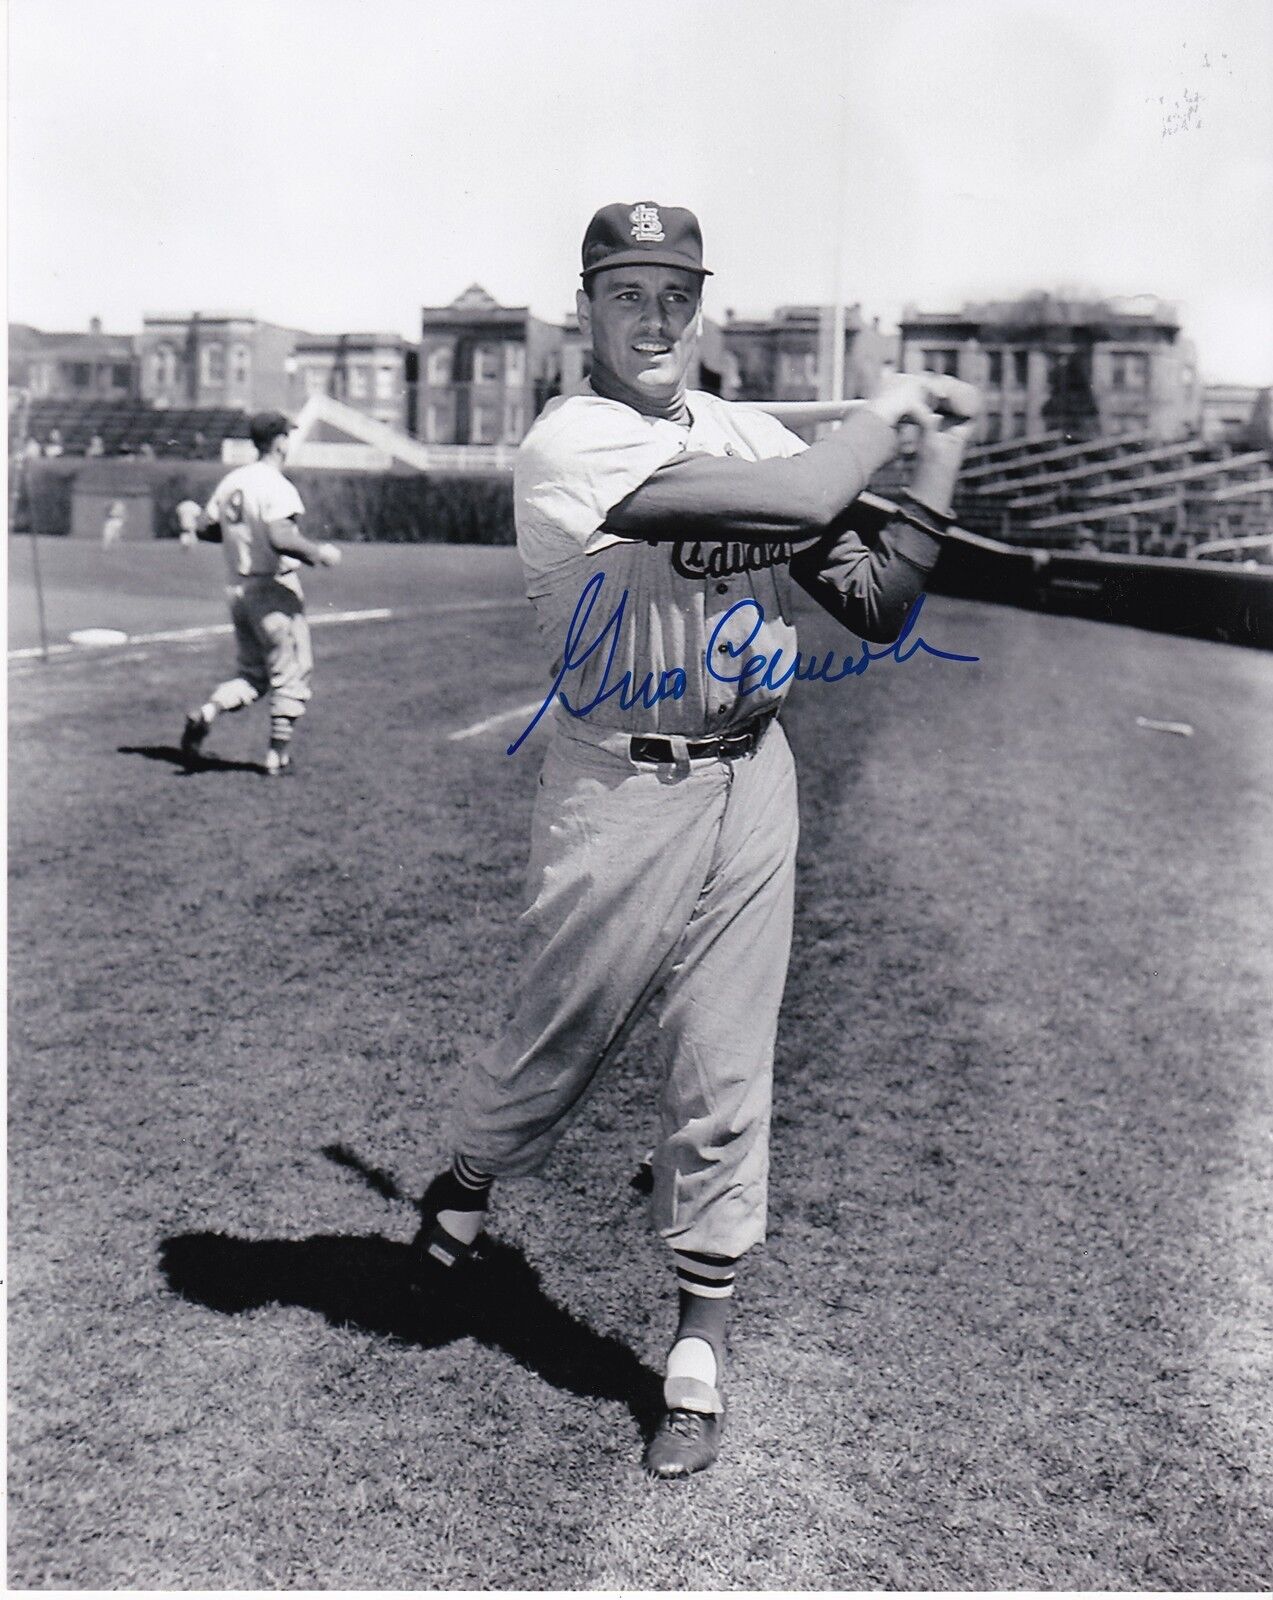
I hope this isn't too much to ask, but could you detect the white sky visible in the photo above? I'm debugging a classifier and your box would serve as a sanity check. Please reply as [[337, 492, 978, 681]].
[[7, 0, 1273, 384]]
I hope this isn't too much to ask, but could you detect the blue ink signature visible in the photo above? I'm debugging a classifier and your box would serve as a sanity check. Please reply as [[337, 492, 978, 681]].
[[506, 571, 978, 755], [704, 595, 979, 696]]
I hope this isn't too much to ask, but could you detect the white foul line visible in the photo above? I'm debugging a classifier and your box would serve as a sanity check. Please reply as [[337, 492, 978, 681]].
[[448, 700, 546, 742], [7, 607, 390, 661], [7, 599, 526, 663]]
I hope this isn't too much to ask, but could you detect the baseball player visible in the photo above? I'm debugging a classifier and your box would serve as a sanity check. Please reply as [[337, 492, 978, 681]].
[[179, 411, 341, 777], [414, 202, 979, 1478]]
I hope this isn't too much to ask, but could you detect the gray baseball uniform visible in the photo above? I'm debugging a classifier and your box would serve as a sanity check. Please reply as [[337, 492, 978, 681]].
[[451, 388, 918, 1259]]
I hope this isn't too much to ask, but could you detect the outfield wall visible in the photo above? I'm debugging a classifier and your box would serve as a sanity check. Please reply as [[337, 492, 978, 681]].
[[934, 528, 1273, 651], [14, 459, 1272, 650]]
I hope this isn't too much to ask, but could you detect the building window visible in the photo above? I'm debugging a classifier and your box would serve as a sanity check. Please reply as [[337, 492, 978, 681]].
[[471, 403, 494, 443], [304, 365, 327, 395], [986, 350, 1003, 387], [780, 350, 817, 386], [505, 343, 526, 383], [153, 344, 176, 387], [68, 362, 92, 390], [983, 414, 1001, 444], [1110, 352, 1148, 391], [474, 346, 500, 384], [504, 402, 525, 440], [201, 343, 225, 385], [348, 365, 368, 399], [231, 344, 250, 385], [1013, 350, 1029, 388], [375, 363, 396, 400], [426, 346, 452, 385], [923, 348, 959, 377], [426, 404, 447, 443], [111, 363, 132, 390]]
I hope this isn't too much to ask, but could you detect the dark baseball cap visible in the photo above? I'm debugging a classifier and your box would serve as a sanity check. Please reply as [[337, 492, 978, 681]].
[[581, 201, 712, 282], [249, 410, 293, 452]]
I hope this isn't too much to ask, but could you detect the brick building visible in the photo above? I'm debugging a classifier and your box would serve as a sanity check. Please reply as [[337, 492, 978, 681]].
[[723, 305, 895, 410], [139, 312, 306, 413], [289, 331, 415, 433], [9, 319, 138, 402], [1201, 383, 1269, 446], [900, 293, 1201, 443], [417, 285, 561, 446]]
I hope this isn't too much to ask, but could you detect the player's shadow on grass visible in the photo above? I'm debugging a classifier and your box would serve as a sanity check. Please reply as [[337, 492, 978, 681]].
[[158, 1228, 663, 1436], [118, 744, 264, 776]]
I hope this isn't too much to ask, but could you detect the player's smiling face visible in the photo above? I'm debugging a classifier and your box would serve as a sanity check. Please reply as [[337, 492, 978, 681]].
[[578, 265, 703, 409]]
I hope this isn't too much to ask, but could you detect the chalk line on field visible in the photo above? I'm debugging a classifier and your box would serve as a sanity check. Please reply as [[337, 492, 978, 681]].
[[449, 700, 546, 742], [7, 598, 526, 663]]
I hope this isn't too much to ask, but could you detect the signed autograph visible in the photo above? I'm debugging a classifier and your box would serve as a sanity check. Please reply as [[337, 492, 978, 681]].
[[507, 570, 979, 755]]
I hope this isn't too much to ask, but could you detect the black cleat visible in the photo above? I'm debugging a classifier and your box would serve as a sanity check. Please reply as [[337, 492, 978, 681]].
[[410, 1170, 485, 1275], [643, 1403, 725, 1480]]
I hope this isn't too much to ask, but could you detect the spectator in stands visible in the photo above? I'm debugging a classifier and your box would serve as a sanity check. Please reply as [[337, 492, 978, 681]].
[[139, 441, 156, 459], [44, 428, 64, 459], [87, 434, 105, 457]]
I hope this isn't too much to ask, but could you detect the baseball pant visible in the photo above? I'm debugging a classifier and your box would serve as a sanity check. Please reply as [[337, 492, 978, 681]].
[[210, 577, 313, 720], [453, 711, 798, 1259]]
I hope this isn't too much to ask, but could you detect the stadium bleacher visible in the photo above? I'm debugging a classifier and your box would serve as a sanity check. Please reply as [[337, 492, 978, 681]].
[[961, 431, 1066, 467], [954, 430, 1272, 556], [958, 432, 1159, 487], [11, 398, 250, 459]]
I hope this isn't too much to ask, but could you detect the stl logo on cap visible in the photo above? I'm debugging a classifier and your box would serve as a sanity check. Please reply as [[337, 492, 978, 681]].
[[629, 204, 665, 243]]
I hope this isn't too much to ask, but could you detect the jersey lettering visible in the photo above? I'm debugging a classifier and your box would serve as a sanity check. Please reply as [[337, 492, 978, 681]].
[[671, 540, 798, 580]]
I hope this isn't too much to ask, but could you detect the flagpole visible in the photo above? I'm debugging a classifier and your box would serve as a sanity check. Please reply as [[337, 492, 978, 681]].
[[822, 88, 848, 430], [10, 391, 50, 663]]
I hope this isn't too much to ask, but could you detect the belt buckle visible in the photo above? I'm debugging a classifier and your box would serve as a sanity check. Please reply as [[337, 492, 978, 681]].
[[722, 711, 772, 760]]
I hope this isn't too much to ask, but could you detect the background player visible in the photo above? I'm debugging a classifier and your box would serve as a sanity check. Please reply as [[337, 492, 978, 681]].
[[180, 411, 341, 777], [413, 202, 980, 1479]]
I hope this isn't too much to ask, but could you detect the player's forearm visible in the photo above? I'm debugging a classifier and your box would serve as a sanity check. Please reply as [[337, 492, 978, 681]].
[[788, 508, 942, 643], [267, 518, 326, 565], [602, 408, 898, 543]]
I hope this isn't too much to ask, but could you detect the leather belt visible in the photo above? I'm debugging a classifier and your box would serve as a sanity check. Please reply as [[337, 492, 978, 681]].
[[628, 709, 778, 766]]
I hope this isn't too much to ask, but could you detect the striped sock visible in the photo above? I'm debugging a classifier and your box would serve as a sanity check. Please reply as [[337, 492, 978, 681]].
[[450, 1153, 494, 1208], [673, 1248, 737, 1302], [269, 713, 294, 751], [666, 1250, 738, 1405]]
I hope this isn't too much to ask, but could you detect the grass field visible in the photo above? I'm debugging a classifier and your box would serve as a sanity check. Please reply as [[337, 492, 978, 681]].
[[8, 537, 1273, 1589]]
